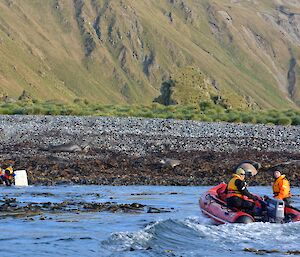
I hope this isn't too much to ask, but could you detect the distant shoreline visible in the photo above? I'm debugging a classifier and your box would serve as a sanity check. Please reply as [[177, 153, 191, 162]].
[[0, 115, 299, 186]]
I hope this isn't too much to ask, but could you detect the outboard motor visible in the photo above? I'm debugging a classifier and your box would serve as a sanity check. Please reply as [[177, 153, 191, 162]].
[[265, 198, 285, 223]]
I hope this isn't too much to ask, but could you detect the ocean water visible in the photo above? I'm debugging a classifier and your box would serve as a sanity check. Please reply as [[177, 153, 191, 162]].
[[0, 185, 299, 257]]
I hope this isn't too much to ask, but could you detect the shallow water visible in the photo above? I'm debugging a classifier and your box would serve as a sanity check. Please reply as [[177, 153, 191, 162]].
[[0, 185, 299, 257]]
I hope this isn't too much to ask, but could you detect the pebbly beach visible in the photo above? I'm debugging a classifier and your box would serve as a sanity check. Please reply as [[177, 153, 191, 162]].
[[0, 115, 299, 186]]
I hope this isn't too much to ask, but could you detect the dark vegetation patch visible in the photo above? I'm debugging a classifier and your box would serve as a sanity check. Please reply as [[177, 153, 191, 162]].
[[0, 98, 299, 125]]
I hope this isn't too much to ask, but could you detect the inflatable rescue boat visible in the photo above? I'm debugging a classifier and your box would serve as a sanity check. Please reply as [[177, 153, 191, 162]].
[[199, 183, 300, 224]]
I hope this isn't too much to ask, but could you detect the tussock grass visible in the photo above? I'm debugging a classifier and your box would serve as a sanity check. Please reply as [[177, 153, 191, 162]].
[[0, 100, 299, 126]]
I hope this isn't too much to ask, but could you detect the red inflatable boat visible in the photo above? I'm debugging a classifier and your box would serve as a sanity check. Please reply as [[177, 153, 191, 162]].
[[199, 183, 300, 224]]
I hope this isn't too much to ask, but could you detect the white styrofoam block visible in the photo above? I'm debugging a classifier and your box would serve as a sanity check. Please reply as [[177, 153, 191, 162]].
[[14, 170, 28, 186]]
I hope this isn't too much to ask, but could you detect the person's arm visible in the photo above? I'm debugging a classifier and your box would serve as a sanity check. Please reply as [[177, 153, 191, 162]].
[[235, 179, 255, 199]]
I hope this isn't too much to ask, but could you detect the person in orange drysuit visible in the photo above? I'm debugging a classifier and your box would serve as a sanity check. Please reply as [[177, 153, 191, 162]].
[[272, 170, 292, 206]]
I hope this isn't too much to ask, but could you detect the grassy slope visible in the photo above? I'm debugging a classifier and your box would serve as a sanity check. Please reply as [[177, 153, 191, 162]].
[[0, 0, 299, 108], [133, 0, 290, 108]]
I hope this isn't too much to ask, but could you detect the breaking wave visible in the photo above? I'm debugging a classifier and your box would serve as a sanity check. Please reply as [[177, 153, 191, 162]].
[[102, 216, 300, 256]]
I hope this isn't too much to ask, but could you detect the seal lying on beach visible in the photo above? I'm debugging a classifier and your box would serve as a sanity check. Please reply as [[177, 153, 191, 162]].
[[42, 143, 90, 153], [159, 158, 181, 168]]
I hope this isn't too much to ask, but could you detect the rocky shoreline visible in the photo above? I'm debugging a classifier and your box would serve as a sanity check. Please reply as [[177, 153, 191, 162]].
[[0, 115, 299, 186]]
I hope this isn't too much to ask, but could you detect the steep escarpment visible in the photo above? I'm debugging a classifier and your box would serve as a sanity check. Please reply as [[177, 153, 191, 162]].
[[74, 0, 96, 57], [288, 56, 297, 99], [0, 0, 300, 108]]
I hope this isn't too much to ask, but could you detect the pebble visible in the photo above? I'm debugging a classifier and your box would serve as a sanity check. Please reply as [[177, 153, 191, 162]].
[[0, 115, 298, 154]]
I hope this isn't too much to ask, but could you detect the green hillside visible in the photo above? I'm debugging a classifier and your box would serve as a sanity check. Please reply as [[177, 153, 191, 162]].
[[0, 0, 300, 109]]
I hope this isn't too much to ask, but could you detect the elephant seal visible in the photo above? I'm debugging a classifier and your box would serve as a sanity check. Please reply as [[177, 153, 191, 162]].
[[43, 143, 90, 153], [159, 158, 181, 168], [233, 160, 261, 176]]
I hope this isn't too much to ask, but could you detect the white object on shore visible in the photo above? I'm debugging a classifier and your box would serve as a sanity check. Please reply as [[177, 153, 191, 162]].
[[14, 170, 28, 186]]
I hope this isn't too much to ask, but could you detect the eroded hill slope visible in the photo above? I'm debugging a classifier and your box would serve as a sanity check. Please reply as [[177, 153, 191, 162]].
[[0, 0, 299, 108]]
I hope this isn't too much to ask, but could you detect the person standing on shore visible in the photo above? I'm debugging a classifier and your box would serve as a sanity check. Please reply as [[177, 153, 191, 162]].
[[272, 170, 292, 206], [0, 165, 15, 186]]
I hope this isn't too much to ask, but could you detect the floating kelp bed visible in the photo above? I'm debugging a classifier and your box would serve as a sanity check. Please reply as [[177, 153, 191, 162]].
[[244, 248, 300, 255], [0, 197, 172, 219]]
